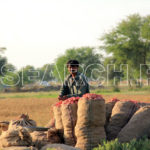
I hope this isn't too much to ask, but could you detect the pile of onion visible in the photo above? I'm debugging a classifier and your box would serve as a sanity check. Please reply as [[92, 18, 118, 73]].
[[54, 101, 63, 107], [82, 93, 104, 100], [63, 97, 80, 104]]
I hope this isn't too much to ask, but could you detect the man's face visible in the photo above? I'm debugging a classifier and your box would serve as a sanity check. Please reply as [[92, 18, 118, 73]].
[[67, 65, 78, 74]]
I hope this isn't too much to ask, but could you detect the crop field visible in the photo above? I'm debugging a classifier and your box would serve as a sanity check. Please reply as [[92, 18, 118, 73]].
[[0, 90, 150, 126]]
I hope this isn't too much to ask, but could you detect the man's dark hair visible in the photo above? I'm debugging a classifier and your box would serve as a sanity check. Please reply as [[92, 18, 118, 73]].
[[67, 60, 79, 68]]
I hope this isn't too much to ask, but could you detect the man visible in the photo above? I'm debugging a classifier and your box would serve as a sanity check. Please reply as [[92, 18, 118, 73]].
[[58, 60, 90, 101], [46, 60, 89, 129]]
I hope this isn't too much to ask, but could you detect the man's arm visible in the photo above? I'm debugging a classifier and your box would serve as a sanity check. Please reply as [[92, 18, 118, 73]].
[[58, 80, 70, 100], [78, 76, 90, 97]]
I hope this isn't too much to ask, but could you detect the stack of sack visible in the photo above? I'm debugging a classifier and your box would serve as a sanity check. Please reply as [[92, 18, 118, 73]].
[[1, 95, 150, 149], [53, 97, 80, 146], [0, 114, 61, 150], [0, 127, 32, 148], [48, 97, 150, 148], [105, 98, 150, 143], [0, 114, 35, 149], [106, 100, 139, 140], [53, 93, 106, 150], [118, 105, 150, 142]]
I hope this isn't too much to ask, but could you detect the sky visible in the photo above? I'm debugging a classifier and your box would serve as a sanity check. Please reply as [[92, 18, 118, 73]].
[[0, 0, 150, 70]]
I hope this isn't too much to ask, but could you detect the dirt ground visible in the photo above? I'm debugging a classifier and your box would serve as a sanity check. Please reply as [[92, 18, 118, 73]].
[[0, 92, 150, 126]]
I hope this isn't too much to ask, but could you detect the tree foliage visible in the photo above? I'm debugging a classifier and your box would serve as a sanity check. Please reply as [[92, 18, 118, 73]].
[[100, 14, 150, 85], [0, 47, 7, 76], [37, 63, 55, 82], [53, 47, 103, 81]]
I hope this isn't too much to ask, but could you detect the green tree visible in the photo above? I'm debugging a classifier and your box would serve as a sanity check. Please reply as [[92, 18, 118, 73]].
[[53, 47, 103, 81], [37, 63, 55, 82], [103, 57, 124, 85], [21, 65, 38, 85], [0, 47, 7, 76], [12, 65, 38, 90], [0, 63, 20, 89], [100, 14, 150, 86], [0, 48, 18, 90]]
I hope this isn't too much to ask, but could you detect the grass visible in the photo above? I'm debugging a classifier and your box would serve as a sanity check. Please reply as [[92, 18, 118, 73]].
[[0, 91, 59, 99], [0, 97, 57, 126], [0, 89, 150, 126], [93, 137, 150, 150]]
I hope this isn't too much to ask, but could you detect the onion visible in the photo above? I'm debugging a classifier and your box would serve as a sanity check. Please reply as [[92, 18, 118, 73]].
[[82, 93, 104, 100]]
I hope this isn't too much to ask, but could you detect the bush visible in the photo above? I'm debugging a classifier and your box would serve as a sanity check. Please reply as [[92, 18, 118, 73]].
[[93, 137, 150, 150]]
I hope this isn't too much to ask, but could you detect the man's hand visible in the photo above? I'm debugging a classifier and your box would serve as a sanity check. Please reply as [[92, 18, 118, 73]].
[[58, 95, 68, 101]]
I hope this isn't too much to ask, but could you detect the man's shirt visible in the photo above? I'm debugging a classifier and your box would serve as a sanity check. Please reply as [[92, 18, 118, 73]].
[[60, 72, 90, 97]]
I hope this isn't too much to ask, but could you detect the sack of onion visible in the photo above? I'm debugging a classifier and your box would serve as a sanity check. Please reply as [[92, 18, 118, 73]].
[[61, 97, 79, 146], [75, 93, 106, 150]]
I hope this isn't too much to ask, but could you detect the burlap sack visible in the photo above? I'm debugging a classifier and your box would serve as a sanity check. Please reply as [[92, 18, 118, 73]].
[[1, 146, 37, 150], [138, 102, 150, 107], [31, 128, 61, 149], [41, 144, 81, 150], [75, 94, 106, 150], [9, 114, 36, 130], [45, 118, 55, 128], [0, 121, 9, 132], [61, 97, 79, 146], [106, 100, 139, 140], [105, 98, 119, 127], [118, 106, 150, 142], [30, 131, 48, 149], [53, 101, 63, 135], [47, 128, 62, 143], [0, 127, 32, 148]]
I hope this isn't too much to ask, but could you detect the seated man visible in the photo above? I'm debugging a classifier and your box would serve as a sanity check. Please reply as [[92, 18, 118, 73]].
[[47, 60, 90, 128], [58, 59, 90, 101]]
